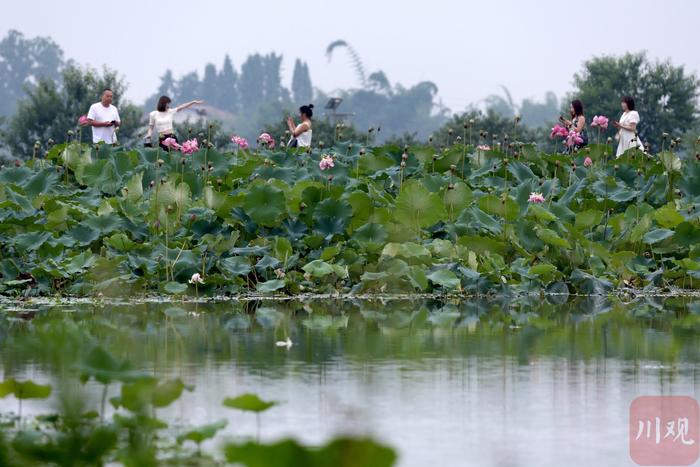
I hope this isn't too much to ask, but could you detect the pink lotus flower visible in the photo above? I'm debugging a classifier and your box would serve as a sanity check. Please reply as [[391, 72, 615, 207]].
[[181, 139, 199, 155], [258, 132, 275, 149], [162, 137, 182, 151], [528, 192, 545, 203], [319, 155, 335, 171], [583, 156, 592, 167], [476, 144, 491, 151], [591, 115, 609, 130], [231, 135, 249, 149], [550, 124, 568, 140], [188, 273, 204, 285], [78, 115, 89, 126], [565, 130, 584, 148]]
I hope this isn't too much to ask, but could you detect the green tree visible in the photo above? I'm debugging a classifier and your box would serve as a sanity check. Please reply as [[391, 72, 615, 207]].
[[201, 63, 219, 107], [291, 59, 313, 104], [176, 71, 201, 102], [1, 66, 143, 157], [0, 29, 65, 117], [217, 55, 239, 112], [568, 52, 699, 151]]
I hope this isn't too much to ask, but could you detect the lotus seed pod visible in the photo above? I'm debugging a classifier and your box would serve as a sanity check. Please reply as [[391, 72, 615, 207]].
[[448, 183, 455, 190], [149, 180, 155, 188], [469, 119, 475, 125], [67, 130, 74, 136], [448, 128, 453, 135], [400, 161, 406, 168], [402, 153, 408, 161]]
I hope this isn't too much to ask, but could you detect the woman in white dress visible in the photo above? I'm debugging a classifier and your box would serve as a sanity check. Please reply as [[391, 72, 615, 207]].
[[613, 96, 642, 158], [146, 95, 203, 150], [286, 104, 313, 148]]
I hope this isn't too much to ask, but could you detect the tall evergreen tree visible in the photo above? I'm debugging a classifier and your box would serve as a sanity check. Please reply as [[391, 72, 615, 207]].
[[239, 54, 265, 111], [291, 59, 313, 104], [201, 63, 218, 106], [217, 54, 239, 112], [176, 71, 201, 102]]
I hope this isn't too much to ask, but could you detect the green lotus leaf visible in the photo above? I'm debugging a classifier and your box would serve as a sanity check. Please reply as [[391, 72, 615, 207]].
[[244, 184, 286, 227], [394, 180, 447, 229]]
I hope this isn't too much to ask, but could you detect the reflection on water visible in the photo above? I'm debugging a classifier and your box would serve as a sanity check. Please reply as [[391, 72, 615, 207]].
[[1, 296, 699, 466]]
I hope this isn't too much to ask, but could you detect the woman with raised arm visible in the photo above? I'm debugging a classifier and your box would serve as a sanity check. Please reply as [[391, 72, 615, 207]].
[[613, 96, 642, 158], [286, 104, 314, 148], [146, 96, 203, 150]]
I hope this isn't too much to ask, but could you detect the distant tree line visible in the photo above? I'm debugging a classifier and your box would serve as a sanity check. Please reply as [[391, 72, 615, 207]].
[[0, 30, 698, 159]]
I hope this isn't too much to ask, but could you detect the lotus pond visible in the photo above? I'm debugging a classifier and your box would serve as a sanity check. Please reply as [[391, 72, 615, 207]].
[[1, 138, 699, 298], [0, 296, 699, 466]]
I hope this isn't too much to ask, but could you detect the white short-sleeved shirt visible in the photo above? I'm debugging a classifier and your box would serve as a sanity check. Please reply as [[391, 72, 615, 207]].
[[616, 110, 641, 157], [149, 109, 177, 135], [87, 103, 120, 143]]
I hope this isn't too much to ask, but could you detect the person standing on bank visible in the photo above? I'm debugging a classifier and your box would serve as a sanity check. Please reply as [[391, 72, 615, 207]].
[[145, 96, 204, 150], [613, 96, 642, 158], [87, 89, 120, 144], [286, 104, 313, 148]]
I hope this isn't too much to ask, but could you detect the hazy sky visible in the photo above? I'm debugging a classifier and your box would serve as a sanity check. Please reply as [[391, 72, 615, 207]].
[[1, 0, 698, 112]]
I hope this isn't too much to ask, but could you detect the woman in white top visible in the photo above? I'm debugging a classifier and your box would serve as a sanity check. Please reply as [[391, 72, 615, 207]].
[[613, 96, 642, 158], [146, 95, 203, 150], [286, 104, 314, 148]]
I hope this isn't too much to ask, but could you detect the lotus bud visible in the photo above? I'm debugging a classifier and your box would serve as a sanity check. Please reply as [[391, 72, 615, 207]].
[[469, 119, 475, 125], [157, 159, 164, 167], [67, 130, 74, 136], [606, 137, 613, 144], [47, 138, 55, 146], [189, 213, 197, 222], [34, 141, 40, 149], [401, 153, 409, 161], [149, 180, 155, 188], [400, 161, 406, 168]]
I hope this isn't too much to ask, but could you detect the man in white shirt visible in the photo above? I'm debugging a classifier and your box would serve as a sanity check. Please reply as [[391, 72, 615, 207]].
[[87, 89, 121, 144]]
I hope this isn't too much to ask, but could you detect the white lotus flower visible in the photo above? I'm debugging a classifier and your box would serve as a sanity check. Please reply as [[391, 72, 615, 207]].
[[188, 273, 204, 285]]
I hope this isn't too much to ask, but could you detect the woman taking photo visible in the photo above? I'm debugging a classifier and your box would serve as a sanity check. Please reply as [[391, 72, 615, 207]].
[[286, 104, 314, 148], [559, 99, 588, 150], [613, 96, 642, 157], [146, 96, 203, 150]]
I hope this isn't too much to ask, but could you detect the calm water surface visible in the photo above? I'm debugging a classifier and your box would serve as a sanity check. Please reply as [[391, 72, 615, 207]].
[[1, 296, 699, 466]]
